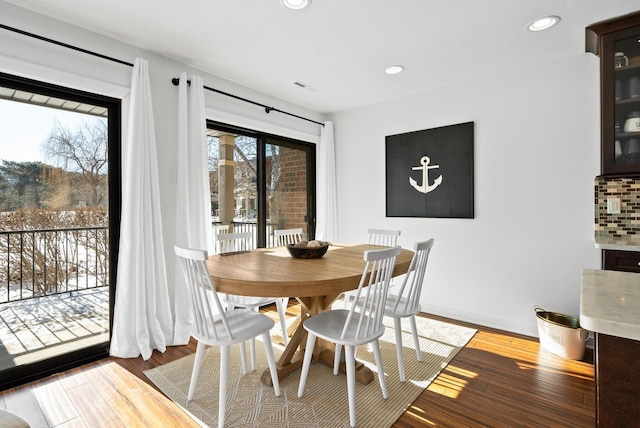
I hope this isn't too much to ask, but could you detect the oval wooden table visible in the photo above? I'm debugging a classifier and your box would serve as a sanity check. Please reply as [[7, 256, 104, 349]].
[[206, 243, 414, 386]]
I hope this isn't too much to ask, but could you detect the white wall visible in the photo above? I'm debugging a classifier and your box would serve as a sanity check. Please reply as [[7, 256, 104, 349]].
[[330, 54, 602, 336]]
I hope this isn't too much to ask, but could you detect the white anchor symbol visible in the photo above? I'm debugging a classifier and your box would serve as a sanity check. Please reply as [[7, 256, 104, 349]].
[[409, 156, 443, 194]]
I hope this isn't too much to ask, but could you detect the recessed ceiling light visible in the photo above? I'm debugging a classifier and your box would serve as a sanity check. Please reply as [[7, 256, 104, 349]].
[[385, 65, 405, 75], [528, 16, 561, 32], [280, 0, 311, 10]]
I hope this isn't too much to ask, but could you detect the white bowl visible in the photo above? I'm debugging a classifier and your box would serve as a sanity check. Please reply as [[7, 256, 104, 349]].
[[624, 117, 640, 133]]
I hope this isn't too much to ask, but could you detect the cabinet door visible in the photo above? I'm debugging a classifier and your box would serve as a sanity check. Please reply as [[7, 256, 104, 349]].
[[601, 24, 640, 175], [595, 333, 640, 427], [603, 249, 640, 272]]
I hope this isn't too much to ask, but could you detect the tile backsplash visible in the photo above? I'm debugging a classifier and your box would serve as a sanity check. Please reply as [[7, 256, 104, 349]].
[[595, 176, 640, 239]]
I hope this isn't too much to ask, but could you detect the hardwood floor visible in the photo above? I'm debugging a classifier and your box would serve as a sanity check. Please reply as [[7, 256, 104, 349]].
[[393, 315, 595, 428], [0, 303, 595, 427]]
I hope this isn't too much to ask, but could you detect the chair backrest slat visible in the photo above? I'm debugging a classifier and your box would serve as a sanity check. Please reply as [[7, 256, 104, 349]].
[[174, 245, 233, 341], [392, 239, 434, 314], [342, 246, 401, 341], [215, 231, 252, 254], [211, 225, 230, 254], [274, 228, 303, 246], [368, 228, 401, 247]]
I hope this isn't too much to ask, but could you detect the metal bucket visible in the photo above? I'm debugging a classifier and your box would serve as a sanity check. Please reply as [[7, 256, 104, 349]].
[[534, 306, 589, 360]]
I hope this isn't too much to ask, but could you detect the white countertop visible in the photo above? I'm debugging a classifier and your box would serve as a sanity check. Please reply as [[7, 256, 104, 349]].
[[581, 269, 640, 341]]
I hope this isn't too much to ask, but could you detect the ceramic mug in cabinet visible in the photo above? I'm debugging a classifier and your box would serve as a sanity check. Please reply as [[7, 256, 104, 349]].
[[615, 52, 629, 68], [615, 140, 622, 158], [627, 140, 640, 160], [624, 111, 640, 133]]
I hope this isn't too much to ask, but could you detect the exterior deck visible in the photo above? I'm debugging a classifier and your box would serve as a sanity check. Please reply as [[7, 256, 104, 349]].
[[0, 287, 109, 372]]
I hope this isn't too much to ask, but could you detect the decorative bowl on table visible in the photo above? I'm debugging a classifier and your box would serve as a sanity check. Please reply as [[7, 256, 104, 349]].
[[286, 241, 330, 259]]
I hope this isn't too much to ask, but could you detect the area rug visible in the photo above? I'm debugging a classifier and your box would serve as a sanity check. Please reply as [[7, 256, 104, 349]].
[[144, 317, 476, 428]]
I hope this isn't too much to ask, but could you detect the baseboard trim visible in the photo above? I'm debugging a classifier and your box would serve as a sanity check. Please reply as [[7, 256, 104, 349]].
[[421, 303, 539, 338]]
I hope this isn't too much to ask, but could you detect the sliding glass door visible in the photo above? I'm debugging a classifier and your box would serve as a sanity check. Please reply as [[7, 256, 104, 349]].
[[0, 72, 120, 389], [207, 122, 315, 248]]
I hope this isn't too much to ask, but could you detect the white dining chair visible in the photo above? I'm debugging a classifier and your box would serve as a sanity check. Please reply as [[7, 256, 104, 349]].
[[368, 228, 401, 247], [210, 224, 229, 254], [298, 245, 401, 428], [272, 227, 303, 336], [215, 230, 251, 254], [274, 227, 303, 246], [343, 228, 401, 308], [174, 245, 281, 428], [215, 231, 289, 371], [356, 239, 434, 382]]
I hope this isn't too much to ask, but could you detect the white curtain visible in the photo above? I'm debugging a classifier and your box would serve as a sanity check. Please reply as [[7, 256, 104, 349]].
[[316, 121, 338, 241], [110, 58, 174, 360], [173, 72, 213, 343]]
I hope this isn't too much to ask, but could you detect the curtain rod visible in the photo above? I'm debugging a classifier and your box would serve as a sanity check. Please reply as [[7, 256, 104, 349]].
[[0, 23, 323, 127], [171, 77, 324, 127], [0, 22, 134, 67]]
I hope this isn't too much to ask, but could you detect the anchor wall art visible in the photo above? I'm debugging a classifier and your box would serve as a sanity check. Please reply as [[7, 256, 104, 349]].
[[385, 121, 474, 218]]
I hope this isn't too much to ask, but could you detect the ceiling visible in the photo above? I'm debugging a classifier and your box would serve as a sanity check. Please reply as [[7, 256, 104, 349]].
[[4, 0, 640, 114]]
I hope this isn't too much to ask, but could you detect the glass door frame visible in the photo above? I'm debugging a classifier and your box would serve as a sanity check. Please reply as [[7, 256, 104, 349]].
[[208, 121, 317, 247], [0, 72, 121, 390]]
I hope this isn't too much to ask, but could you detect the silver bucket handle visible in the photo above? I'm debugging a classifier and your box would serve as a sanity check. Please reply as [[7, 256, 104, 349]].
[[578, 329, 589, 341], [533, 305, 546, 314]]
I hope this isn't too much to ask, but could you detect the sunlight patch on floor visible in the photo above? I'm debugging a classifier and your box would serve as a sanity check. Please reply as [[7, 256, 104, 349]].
[[406, 405, 438, 426], [428, 372, 468, 399], [516, 360, 594, 380]]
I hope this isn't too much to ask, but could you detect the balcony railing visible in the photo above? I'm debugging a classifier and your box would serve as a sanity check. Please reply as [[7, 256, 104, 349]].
[[2, 222, 290, 304], [0, 226, 108, 304], [229, 221, 279, 248]]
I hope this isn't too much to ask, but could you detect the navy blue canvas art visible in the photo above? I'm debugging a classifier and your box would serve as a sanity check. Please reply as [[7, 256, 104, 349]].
[[386, 122, 474, 218]]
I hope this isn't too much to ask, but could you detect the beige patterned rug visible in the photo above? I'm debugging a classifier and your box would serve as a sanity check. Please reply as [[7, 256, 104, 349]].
[[144, 317, 476, 428]]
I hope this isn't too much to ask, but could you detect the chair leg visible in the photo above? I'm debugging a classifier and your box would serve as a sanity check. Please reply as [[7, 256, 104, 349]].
[[188, 341, 207, 401], [239, 341, 248, 375], [275, 298, 289, 345], [297, 333, 317, 398], [345, 345, 357, 428], [248, 307, 262, 370], [371, 339, 388, 399], [333, 344, 342, 375], [250, 338, 256, 371], [393, 317, 406, 382], [261, 332, 281, 397], [409, 315, 422, 361], [218, 345, 230, 428]]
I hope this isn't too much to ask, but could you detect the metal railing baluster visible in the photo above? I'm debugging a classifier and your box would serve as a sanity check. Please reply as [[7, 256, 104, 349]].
[[0, 227, 108, 304]]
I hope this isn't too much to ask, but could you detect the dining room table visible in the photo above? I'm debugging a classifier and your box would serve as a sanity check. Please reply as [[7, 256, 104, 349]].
[[205, 242, 414, 386]]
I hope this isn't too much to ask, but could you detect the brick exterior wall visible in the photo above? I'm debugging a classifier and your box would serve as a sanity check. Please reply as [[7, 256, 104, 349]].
[[272, 147, 308, 239]]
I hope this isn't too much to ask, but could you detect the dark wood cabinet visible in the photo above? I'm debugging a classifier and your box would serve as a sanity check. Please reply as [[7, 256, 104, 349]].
[[594, 333, 640, 427], [588, 15, 640, 427], [598, 249, 640, 428], [602, 249, 640, 272], [587, 12, 640, 176]]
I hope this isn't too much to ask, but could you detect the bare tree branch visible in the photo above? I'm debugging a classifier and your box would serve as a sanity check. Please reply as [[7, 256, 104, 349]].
[[42, 119, 108, 206]]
